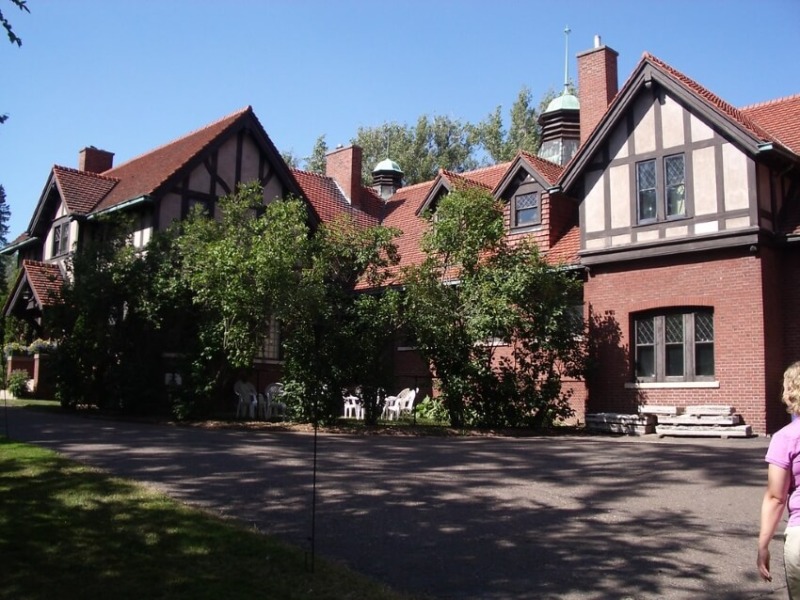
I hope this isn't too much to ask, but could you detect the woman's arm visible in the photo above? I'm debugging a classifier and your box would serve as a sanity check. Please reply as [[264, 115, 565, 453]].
[[758, 463, 791, 581]]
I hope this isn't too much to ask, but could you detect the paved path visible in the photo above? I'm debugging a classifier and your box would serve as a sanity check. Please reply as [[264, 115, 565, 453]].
[[1, 406, 783, 599]]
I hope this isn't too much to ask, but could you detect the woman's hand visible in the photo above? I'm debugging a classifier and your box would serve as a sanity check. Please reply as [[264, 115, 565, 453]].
[[758, 546, 772, 582]]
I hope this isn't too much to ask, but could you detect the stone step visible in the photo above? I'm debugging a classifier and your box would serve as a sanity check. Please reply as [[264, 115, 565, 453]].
[[639, 405, 682, 416], [587, 422, 656, 436], [657, 414, 742, 426], [656, 424, 753, 438], [586, 413, 656, 425], [683, 405, 735, 416]]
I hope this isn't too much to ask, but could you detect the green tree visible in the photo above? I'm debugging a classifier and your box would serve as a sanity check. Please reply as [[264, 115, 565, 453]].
[[401, 187, 585, 428], [304, 134, 328, 174], [48, 216, 175, 413], [353, 115, 479, 186], [177, 182, 311, 391], [476, 85, 542, 163], [279, 214, 400, 424]]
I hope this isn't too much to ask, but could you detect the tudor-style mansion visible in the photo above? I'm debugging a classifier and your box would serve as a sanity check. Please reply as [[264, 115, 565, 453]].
[[3, 38, 799, 434]]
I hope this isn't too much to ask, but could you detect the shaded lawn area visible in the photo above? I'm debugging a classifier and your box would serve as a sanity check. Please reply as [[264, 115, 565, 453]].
[[0, 437, 414, 600]]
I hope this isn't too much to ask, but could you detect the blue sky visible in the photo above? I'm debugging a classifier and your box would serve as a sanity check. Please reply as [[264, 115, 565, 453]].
[[1, 0, 799, 238]]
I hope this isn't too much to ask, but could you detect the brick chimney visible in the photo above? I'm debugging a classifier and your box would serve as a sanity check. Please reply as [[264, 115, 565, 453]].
[[325, 145, 362, 208], [78, 146, 114, 174], [577, 35, 619, 145]]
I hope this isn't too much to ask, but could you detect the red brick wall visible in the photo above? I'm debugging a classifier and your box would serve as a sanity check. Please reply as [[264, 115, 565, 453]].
[[585, 248, 773, 433], [577, 44, 619, 145]]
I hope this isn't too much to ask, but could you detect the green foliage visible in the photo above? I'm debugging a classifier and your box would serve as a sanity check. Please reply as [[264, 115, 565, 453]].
[[402, 188, 586, 428], [279, 214, 401, 424], [47, 216, 178, 414], [413, 395, 449, 425], [7, 368, 28, 397], [353, 115, 479, 186], [475, 86, 542, 163], [305, 134, 328, 174]]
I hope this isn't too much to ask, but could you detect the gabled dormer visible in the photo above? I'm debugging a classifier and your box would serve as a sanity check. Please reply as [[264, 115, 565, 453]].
[[492, 151, 577, 262], [559, 52, 800, 266]]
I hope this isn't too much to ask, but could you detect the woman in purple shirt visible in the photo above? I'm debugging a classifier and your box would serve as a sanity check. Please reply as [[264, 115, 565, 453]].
[[759, 362, 800, 596]]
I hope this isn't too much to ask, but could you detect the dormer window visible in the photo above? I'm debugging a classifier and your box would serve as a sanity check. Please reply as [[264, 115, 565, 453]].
[[513, 192, 540, 228], [51, 221, 70, 257]]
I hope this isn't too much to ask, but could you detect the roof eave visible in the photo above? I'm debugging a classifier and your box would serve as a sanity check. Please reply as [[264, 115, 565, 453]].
[[0, 236, 39, 256]]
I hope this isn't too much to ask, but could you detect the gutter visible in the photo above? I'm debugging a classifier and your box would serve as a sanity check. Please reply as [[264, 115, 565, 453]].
[[0, 236, 38, 256], [86, 195, 153, 219]]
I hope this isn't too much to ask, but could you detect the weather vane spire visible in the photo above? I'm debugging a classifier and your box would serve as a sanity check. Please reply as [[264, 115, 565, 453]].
[[563, 25, 571, 94]]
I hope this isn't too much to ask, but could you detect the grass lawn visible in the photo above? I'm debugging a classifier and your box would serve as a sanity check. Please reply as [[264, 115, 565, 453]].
[[0, 433, 415, 600]]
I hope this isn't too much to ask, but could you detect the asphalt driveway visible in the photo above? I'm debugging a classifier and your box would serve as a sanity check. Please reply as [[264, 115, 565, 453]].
[[1, 406, 781, 599]]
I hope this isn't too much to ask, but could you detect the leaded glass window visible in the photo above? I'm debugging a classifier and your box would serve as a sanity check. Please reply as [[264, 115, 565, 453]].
[[637, 160, 657, 222], [665, 154, 686, 217], [514, 192, 540, 227], [633, 309, 714, 382]]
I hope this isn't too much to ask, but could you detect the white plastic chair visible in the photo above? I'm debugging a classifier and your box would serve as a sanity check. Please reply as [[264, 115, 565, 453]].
[[234, 380, 257, 419], [382, 388, 416, 420], [343, 394, 363, 419], [264, 382, 286, 418]]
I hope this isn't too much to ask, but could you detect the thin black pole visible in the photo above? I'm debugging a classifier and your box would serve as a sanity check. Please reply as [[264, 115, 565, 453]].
[[310, 394, 318, 573]]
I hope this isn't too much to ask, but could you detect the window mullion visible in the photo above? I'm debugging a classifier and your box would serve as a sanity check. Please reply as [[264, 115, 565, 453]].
[[655, 315, 665, 381], [685, 313, 695, 381]]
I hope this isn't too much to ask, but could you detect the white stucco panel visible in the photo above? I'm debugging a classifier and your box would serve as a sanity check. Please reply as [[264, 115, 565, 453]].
[[608, 121, 629, 160], [585, 237, 608, 250], [633, 95, 656, 154], [611, 233, 631, 246], [636, 229, 660, 243], [690, 113, 714, 142], [664, 225, 689, 238], [692, 147, 717, 216], [160, 192, 182, 226], [263, 178, 283, 204], [609, 165, 630, 228], [188, 161, 211, 194], [661, 94, 685, 151], [240, 134, 261, 185], [722, 143, 750, 211], [583, 169, 605, 233], [216, 136, 238, 192], [694, 221, 719, 235]]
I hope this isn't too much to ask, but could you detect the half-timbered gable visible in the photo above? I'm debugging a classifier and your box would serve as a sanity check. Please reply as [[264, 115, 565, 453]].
[[2, 106, 305, 346], [562, 54, 797, 266]]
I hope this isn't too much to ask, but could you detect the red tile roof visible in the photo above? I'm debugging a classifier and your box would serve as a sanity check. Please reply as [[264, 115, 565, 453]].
[[93, 106, 254, 212], [290, 169, 379, 227], [740, 94, 800, 156], [52, 166, 119, 215], [22, 260, 63, 306], [547, 225, 580, 265], [518, 151, 564, 186], [643, 53, 782, 148]]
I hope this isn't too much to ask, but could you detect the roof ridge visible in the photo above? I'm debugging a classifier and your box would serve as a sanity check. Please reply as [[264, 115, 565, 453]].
[[53, 164, 121, 183], [643, 53, 776, 143], [740, 93, 800, 111], [105, 105, 252, 174]]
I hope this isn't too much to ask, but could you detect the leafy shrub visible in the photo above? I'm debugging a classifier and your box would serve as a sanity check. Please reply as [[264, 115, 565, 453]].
[[414, 395, 450, 425], [7, 369, 30, 398]]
